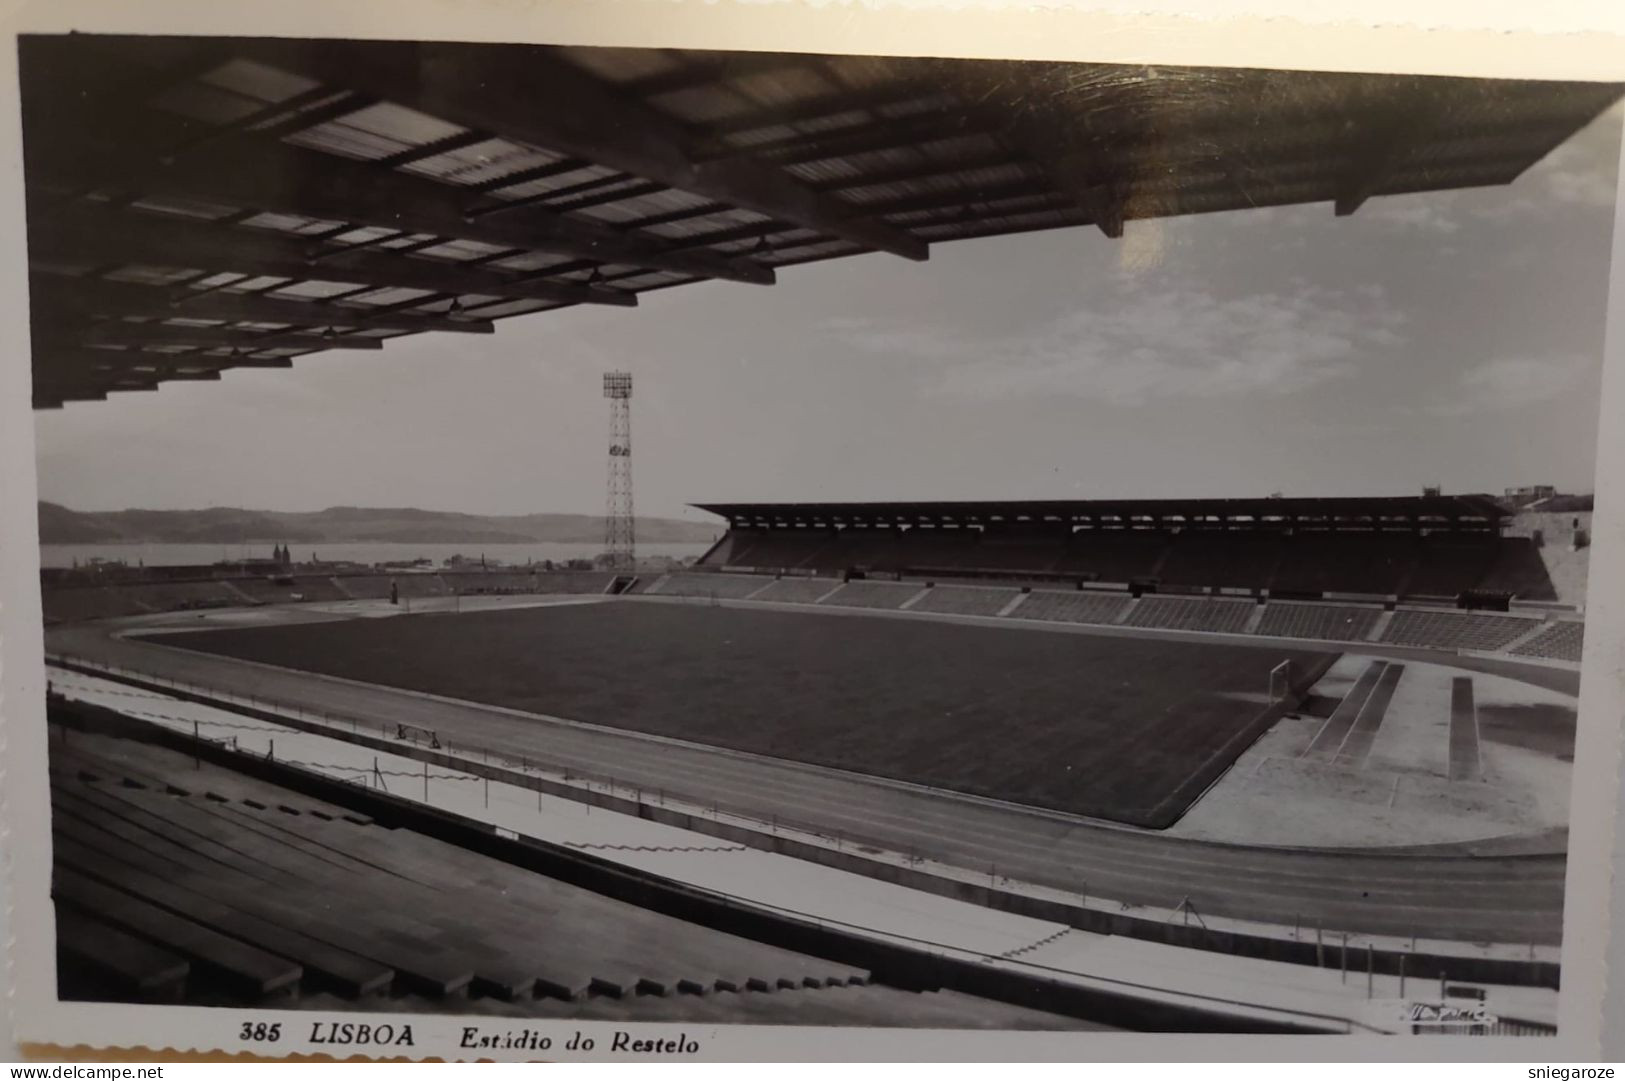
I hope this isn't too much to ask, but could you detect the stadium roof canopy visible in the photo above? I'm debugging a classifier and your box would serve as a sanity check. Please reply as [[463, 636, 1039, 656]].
[[692, 496, 1509, 530], [21, 34, 1624, 408]]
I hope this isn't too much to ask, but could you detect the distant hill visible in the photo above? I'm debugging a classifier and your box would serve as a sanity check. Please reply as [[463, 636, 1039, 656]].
[[37, 502, 719, 545]]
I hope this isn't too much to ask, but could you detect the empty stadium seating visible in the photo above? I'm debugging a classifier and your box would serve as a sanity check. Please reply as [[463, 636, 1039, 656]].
[[820, 580, 923, 610], [720, 530, 834, 571], [1124, 596, 1254, 634], [228, 577, 350, 605], [651, 573, 771, 600], [1510, 621, 1584, 663], [750, 577, 841, 604], [908, 586, 1021, 617], [439, 571, 543, 594], [50, 732, 876, 1009], [704, 523, 1569, 606], [121, 580, 246, 613], [1380, 609, 1541, 652], [1252, 603, 1381, 643], [1008, 590, 1131, 626], [41, 587, 147, 624], [331, 576, 396, 600]]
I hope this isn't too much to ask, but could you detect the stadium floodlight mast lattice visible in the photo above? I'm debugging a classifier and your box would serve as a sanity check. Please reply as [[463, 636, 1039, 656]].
[[603, 371, 635, 570]]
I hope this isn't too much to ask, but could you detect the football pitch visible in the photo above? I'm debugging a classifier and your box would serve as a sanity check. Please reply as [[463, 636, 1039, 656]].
[[171, 600, 1337, 827]]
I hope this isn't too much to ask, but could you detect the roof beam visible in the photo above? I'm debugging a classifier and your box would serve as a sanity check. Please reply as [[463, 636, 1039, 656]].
[[1333, 88, 1435, 217], [30, 111, 773, 288], [29, 205, 638, 309], [32, 275, 496, 334], [71, 323, 385, 352], [236, 40, 929, 262]]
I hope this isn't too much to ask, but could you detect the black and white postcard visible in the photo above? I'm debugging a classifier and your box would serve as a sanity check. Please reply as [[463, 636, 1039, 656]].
[[1, 0, 1623, 1062]]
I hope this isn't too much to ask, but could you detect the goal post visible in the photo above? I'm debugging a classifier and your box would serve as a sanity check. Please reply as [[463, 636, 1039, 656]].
[[1269, 659, 1296, 704]]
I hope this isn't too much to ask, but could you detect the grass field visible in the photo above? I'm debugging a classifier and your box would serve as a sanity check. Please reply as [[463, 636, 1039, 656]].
[[171, 600, 1337, 827]]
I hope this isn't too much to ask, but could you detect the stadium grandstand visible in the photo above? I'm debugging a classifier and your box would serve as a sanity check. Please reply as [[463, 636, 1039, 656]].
[[691, 495, 1559, 603]]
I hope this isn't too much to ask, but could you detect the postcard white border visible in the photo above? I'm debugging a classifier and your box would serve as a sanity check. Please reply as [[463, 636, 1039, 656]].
[[1, 0, 1623, 1061]]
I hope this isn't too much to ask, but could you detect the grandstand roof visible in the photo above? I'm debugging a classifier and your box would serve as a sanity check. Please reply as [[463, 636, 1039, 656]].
[[694, 495, 1509, 529], [22, 34, 1623, 408]]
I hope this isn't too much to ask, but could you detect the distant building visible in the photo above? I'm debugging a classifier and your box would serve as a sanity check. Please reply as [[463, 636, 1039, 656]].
[[1504, 484, 1557, 506]]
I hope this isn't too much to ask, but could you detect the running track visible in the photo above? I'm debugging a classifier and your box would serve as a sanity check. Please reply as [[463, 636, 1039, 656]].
[[44, 604, 1573, 946]]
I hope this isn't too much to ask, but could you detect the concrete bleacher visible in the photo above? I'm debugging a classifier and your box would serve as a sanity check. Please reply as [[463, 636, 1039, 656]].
[[651, 573, 770, 600], [1008, 590, 1131, 626], [819, 580, 923, 610], [439, 571, 542, 594], [1253, 603, 1381, 643], [908, 585, 1021, 617], [121, 580, 246, 613], [1510, 621, 1584, 663], [721, 530, 833, 571], [50, 732, 879, 1009], [1380, 609, 1541, 652], [331, 576, 396, 600], [1124, 596, 1255, 634], [41, 587, 148, 624], [750, 577, 842, 604], [228, 576, 350, 605]]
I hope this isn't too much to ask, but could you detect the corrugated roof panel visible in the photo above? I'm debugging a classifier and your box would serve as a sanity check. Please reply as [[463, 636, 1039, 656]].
[[328, 225, 400, 245], [342, 286, 436, 306], [604, 188, 716, 223], [640, 207, 773, 239], [284, 120, 412, 162], [487, 251, 574, 273], [489, 163, 619, 201], [412, 238, 512, 262], [268, 279, 366, 299], [129, 195, 242, 221], [340, 101, 467, 146], [377, 233, 439, 249], [240, 211, 347, 235], [187, 272, 250, 289], [217, 275, 292, 293], [572, 201, 656, 225], [399, 138, 562, 187]]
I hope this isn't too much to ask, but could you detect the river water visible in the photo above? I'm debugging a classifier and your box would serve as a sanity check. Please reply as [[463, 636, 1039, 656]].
[[38, 541, 715, 569]]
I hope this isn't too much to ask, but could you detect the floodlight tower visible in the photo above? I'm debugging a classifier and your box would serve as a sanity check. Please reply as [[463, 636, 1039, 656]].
[[602, 371, 635, 569]]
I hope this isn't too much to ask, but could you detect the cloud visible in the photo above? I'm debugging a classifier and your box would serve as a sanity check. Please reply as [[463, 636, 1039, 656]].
[[1359, 197, 1464, 233], [1431, 353, 1597, 416], [822, 284, 1406, 406]]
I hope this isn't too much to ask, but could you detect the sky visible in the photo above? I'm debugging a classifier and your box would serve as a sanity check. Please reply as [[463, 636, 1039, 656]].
[[32, 100, 1623, 525]]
